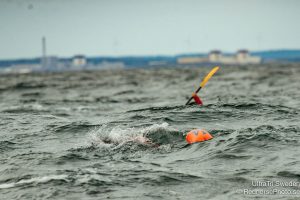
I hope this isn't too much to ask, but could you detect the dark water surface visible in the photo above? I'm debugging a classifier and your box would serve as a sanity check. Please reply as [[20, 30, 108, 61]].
[[0, 65, 300, 199]]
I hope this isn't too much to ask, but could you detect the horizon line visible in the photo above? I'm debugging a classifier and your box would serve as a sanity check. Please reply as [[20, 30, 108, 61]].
[[1, 48, 300, 61]]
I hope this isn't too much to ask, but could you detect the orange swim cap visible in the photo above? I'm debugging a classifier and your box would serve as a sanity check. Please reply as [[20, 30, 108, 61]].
[[186, 129, 213, 144]]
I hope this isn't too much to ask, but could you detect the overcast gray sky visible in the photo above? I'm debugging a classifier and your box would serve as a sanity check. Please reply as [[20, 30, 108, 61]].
[[0, 0, 300, 59]]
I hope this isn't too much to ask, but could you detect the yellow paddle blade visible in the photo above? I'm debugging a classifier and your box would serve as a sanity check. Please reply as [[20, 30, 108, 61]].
[[200, 66, 220, 88]]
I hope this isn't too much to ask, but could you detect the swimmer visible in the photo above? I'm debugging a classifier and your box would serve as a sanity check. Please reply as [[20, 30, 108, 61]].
[[100, 135, 158, 147]]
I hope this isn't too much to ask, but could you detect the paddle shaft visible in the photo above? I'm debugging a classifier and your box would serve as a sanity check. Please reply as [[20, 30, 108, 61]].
[[185, 66, 219, 106], [185, 86, 202, 105]]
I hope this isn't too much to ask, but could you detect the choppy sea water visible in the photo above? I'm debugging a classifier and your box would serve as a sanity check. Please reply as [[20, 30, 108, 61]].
[[0, 64, 300, 199]]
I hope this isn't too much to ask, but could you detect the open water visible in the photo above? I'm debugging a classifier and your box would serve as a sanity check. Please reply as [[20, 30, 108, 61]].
[[0, 64, 300, 199]]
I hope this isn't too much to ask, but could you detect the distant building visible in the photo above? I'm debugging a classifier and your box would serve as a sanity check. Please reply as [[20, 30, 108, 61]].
[[208, 50, 222, 62], [72, 55, 87, 67], [235, 49, 261, 64], [236, 49, 249, 60], [177, 49, 261, 65]]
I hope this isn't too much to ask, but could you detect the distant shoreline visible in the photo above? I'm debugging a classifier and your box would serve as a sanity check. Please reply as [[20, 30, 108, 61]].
[[1, 50, 300, 74]]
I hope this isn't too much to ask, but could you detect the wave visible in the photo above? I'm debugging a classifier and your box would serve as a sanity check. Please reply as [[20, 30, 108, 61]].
[[1, 104, 47, 113], [11, 82, 47, 90], [53, 123, 183, 162], [277, 171, 300, 179], [86, 122, 183, 148], [21, 92, 43, 97], [51, 122, 99, 134], [0, 175, 68, 189], [127, 105, 187, 113], [0, 141, 18, 152]]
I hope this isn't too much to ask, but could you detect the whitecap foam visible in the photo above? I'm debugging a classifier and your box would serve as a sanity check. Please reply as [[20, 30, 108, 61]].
[[0, 174, 68, 189], [87, 122, 177, 148]]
